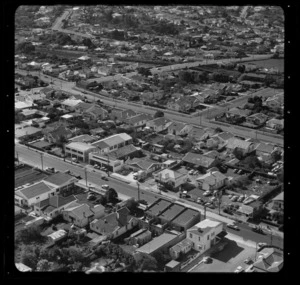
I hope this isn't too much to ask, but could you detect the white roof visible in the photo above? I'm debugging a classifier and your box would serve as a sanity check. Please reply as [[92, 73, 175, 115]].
[[15, 263, 32, 272], [193, 219, 222, 229], [61, 99, 82, 107], [66, 142, 96, 152], [61, 114, 73, 119], [15, 101, 34, 110], [47, 229, 67, 240]]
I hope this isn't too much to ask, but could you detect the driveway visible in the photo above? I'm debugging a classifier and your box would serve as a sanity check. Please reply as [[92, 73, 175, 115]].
[[191, 238, 257, 272]]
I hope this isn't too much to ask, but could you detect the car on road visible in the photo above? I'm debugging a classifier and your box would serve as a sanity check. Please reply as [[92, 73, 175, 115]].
[[87, 194, 96, 200], [252, 226, 265, 234], [189, 170, 194, 175], [101, 176, 108, 181], [244, 258, 253, 265], [257, 242, 267, 249], [202, 257, 212, 264], [82, 90, 88, 94], [45, 167, 56, 173], [210, 196, 217, 202], [234, 266, 244, 273], [101, 185, 110, 190], [227, 223, 239, 231], [94, 165, 100, 169], [228, 194, 233, 199], [203, 191, 211, 196]]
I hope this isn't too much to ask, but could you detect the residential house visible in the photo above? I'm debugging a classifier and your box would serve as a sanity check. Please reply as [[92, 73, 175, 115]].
[[169, 239, 193, 260], [153, 169, 188, 191], [69, 134, 96, 144], [90, 207, 138, 239], [266, 118, 284, 131], [125, 113, 153, 131], [168, 122, 192, 136], [90, 127, 106, 137], [62, 203, 105, 228], [196, 171, 228, 191], [34, 194, 77, 219], [108, 144, 141, 161], [225, 137, 255, 156], [75, 102, 94, 114], [236, 200, 264, 219], [246, 113, 269, 126], [268, 192, 283, 211], [61, 98, 83, 111], [109, 108, 137, 122], [186, 219, 224, 254], [182, 152, 218, 171], [146, 117, 172, 133], [254, 142, 275, 159], [44, 125, 73, 144], [43, 172, 78, 194], [141, 91, 164, 104], [239, 73, 266, 83], [15, 126, 42, 140], [15, 181, 57, 208], [91, 133, 133, 154], [226, 107, 252, 120], [246, 248, 283, 272], [264, 94, 284, 111], [187, 127, 209, 142], [83, 105, 109, 121], [126, 157, 161, 176]]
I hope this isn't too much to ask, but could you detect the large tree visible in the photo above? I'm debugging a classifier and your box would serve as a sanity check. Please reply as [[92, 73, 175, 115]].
[[105, 188, 118, 203], [154, 110, 164, 118]]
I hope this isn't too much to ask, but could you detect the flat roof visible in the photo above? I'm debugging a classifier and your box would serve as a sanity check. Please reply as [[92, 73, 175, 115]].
[[136, 233, 177, 255], [146, 198, 173, 217], [171, 208, 200, 227], [158, 203, 186, 222], [43, 172, 75, 186], [69, 134, 95, 143], [66, 142, 97, 152]]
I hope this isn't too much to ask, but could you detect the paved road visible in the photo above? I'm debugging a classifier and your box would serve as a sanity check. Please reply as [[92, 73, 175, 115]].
[[15, 144, 283, 247]]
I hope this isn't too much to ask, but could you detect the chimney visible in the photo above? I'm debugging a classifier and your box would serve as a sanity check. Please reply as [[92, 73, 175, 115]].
[[104, 219, 107, 224]]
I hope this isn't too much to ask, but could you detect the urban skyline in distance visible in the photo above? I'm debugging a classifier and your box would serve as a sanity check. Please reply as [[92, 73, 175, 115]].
[[14, 5, 284, 273]]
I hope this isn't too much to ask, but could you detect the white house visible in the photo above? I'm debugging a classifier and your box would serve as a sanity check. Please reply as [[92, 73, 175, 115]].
[[186, 219, 224, 254], [153, 169, 188, 190], [196, 171, 228, 191], [15, 181, 57, 208], [146, 117, 172, 133], [169, 239, 193, 260]]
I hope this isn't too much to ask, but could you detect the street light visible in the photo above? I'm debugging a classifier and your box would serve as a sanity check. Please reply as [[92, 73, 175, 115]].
[[136, 181, 140, 201]]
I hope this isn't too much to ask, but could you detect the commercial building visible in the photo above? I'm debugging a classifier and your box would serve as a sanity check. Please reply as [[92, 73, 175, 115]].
[[65, 142, 97, 162], [43, 172, 78, 194], [89, 151, 124, 172], [196, 171, 228, 191], [169, 239, 193, 260], [186, 219, 225, 254], [170, 208, 201, 232]]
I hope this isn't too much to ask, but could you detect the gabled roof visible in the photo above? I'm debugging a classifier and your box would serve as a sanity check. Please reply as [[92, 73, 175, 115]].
[[16, 181, 55, 200], [148, 117, 171, 127], [226, 137, 253, 150], [127, 157, 159, 171], [47, 125, 72, 140], [36, 194, 77, 211], [182, 152, 216, 168], [213, 131, 234, 142], [109, 144, 138, 159], [126, 113, 153, 125], [43, 172, 75, 187], [64, 203, 94, 219], [272, 192, 283, 201], [255, 142, 275, 154], [168, 122, 187, 132]]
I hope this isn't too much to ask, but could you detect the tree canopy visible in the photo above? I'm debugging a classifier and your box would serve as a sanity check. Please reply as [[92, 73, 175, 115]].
[[154, 110, 164, 118]]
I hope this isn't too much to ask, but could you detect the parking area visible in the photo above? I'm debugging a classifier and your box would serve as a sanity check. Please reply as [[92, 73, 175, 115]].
[[191, 238, 256, 272]]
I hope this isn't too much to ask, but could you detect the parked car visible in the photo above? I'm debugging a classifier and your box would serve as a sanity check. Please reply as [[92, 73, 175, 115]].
[[203, 191, 211, 196], [228, 194, 233, 199], [203, 256, 212, 264], [252, 226, 264, 234], [101, 185, 110, 190], [258, 242, 267, 249], [234, 266, 244, 273], [87, 194, 96, 200], [227, 223, 239, 231], [196, 197, 203, 204], [244, 258, 253, 265], [189, 170, 194, 175], [101, 176, 108, 181], [210, 197, 217, 202]]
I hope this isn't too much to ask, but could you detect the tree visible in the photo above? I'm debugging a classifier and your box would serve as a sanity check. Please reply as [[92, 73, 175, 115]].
[[215, 127, 223, 133], [233, 148, 244, 160], [36, 259, 55, 272], [16, 42, 35, 54], [105, 188, 118, 203], [56, 135, 68, 150], [134, 253, 157, 271], [154, 110, 164, 118], [16, 225, 46, 244], [137, 67, 151, 77]]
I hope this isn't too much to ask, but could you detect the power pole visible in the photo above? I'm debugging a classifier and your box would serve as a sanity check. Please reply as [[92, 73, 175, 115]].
[[218, 191, 222, 215], [84, 167, 88, 187], [16, 151, 20, 165], [137, 182, 140, 201], [204, 204, 207, 220], [106, 154, 110, 177], [40, 153, 44, 170]]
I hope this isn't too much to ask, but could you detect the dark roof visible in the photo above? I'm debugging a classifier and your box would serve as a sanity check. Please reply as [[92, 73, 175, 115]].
[[109, 144, 138, 159], [182, 152, 216, 168], [17, 182, 54, 199], [158, 203, 186, 222], [43, 172, 75, 186], [146, 198, 172, 217], [47, 125, 72, 140], [171, 208, 200, 227]]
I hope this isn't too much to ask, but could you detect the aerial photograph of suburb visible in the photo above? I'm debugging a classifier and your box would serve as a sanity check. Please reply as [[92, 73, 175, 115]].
[[14, 5, 284, 273]]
